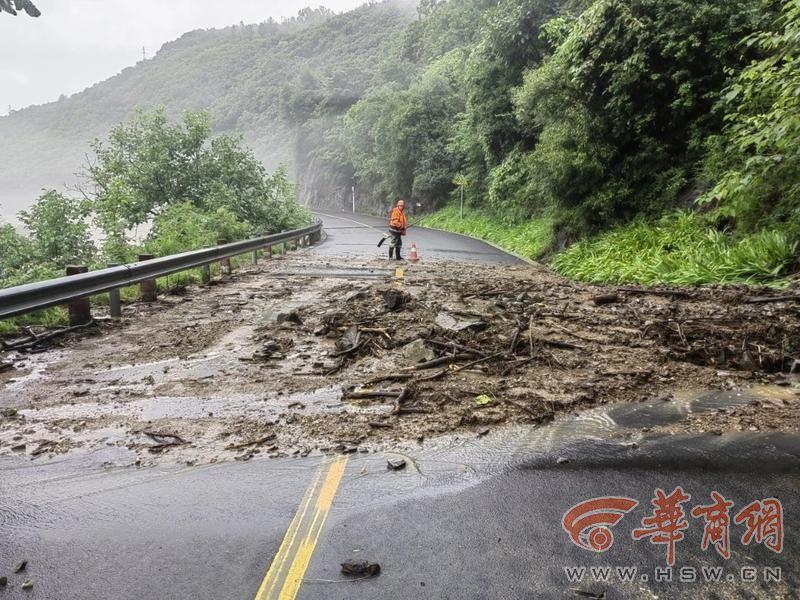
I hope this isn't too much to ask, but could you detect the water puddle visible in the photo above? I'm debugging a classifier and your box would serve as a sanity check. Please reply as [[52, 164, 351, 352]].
[[18, 385, 390, 422], [0, 350, 64, 397]]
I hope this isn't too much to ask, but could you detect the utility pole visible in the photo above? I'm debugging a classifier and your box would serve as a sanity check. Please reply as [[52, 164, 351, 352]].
[[351, 185, 356, 213], [453, 173, 467, 219], [142, 46, 147, 61]]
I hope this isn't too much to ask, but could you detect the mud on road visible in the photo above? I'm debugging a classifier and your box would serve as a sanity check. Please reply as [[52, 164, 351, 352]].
[[1, 251, 798, 466]]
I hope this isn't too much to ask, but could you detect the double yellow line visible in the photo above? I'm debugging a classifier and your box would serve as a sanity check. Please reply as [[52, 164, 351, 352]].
[[254, 456, 349, 600]]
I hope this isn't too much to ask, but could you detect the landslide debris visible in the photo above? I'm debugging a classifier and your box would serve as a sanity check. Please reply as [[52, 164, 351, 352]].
[[0, 254, 798, 465]]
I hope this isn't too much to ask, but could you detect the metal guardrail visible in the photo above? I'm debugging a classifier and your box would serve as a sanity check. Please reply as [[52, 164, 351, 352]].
[[0, 221, 322, 321]]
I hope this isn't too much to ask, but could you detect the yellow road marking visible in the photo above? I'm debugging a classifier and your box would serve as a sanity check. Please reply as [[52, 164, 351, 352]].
[[254, 456, 349, 600]]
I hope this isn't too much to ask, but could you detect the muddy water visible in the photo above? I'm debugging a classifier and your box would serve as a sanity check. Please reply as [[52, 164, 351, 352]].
[[0, 379, 795, 494], [392, 383, 800, 476]]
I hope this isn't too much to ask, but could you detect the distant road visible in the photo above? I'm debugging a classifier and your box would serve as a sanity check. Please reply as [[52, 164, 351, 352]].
[[312, 210, 523, 264]]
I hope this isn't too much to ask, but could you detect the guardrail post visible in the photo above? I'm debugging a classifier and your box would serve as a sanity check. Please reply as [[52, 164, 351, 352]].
[[201, 262, 211, 285], [65, 265, 92, 325], [282, 241, 287, 255], [266, 245, 272, 260], [137, 254, 157, 302], [218, 239, 232, 274], [252, 249, 258, 265], [107, 263, 122, 318]]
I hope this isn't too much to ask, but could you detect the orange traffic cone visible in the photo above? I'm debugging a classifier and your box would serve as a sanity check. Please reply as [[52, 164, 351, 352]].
[[408, 242, 419, 263]]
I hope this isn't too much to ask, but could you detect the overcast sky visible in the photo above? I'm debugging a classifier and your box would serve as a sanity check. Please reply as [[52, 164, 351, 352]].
[[0, 0, 367, 116]]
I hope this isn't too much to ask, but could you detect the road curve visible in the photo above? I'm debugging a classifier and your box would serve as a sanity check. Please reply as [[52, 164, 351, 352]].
[[313, 210, 523, 264]]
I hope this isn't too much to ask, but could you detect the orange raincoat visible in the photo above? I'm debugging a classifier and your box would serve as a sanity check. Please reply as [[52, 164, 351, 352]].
[[389, 206, 408, 234]]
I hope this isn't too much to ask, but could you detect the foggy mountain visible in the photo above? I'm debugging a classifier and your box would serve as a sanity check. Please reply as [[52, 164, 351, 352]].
[[0, 1, 415, 218]]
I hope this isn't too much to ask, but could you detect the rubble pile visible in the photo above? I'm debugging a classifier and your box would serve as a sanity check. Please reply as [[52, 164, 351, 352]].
[[1, 255, 798, 465]]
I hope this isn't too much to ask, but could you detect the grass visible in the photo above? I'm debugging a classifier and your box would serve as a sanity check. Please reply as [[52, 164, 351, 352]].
[[422, 204, 555, 260], [0, 307, 68, 335], [422, 205, 797, 287], [553, 212, 799, 286]]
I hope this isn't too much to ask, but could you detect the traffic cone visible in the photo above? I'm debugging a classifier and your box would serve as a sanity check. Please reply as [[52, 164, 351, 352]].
[[408, 242, 419, 263]]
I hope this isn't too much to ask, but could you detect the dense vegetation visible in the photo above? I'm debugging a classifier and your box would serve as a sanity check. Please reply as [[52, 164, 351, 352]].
[[318, 0, 798, 284], [0, 108, 308, 331], [3, 0, 799, 289]]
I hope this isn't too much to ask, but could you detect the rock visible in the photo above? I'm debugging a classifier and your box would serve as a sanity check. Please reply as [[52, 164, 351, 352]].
[[11, 444, 26, 452], [341, 560, 381, 578], [477, 427, 490, 437], [0, 407, 18, 418], [434, 312, 486, 333], [592, 293, 620, 306], [0, 576, 7, 586], [335, 326, 360, 353], [387, 458, 407, 470], [21, 580, 33, 590], [342, 289, 370, 303], [14, 561, 27, 573], [556, 457, 569, 464], [763, 397, 786, 408], [276, 310, 303, 325], [382, 289, 409, 311], [401, 339, 435, 365]]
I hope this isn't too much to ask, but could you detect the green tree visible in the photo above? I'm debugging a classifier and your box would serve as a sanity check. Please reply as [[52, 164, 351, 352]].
[[86, 108, 309, 241], [700, 0, 800, 238], [0, 223, 34, 283], [18, 190, 95, 266]]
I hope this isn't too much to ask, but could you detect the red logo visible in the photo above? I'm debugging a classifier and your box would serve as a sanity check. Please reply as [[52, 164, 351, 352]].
[[691, 491, 734, 559], [734, 498, 784, 554], [632, 486, 691, 567], [562, 497, 639, 552]]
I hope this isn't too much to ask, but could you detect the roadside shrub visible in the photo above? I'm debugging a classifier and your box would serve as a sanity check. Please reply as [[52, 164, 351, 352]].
[[553, 212, 798, 285]]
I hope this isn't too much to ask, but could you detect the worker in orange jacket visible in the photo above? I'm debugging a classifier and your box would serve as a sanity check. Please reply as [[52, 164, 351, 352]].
[[387, 198, 408, 260]]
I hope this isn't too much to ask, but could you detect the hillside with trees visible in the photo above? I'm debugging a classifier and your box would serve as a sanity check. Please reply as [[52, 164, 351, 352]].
[[2, 0, 799, 286]]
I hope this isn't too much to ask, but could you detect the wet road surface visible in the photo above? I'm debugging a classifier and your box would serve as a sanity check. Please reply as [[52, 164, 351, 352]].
[[2, 389, 799, 599], [1, 219, 798, 599], [312, 210, 524, 264]]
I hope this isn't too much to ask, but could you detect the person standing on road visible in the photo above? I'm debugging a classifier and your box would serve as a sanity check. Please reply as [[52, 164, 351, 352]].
[[388, 198, 408, 260]]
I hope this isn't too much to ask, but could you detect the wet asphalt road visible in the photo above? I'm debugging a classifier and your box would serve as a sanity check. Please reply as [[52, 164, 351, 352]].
[[1, 218, 799, 600], [312, 210, 524, 264]]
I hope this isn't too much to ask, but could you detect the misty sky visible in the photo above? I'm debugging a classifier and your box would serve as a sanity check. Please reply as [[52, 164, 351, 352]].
[[0, 0, 367, 116]]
